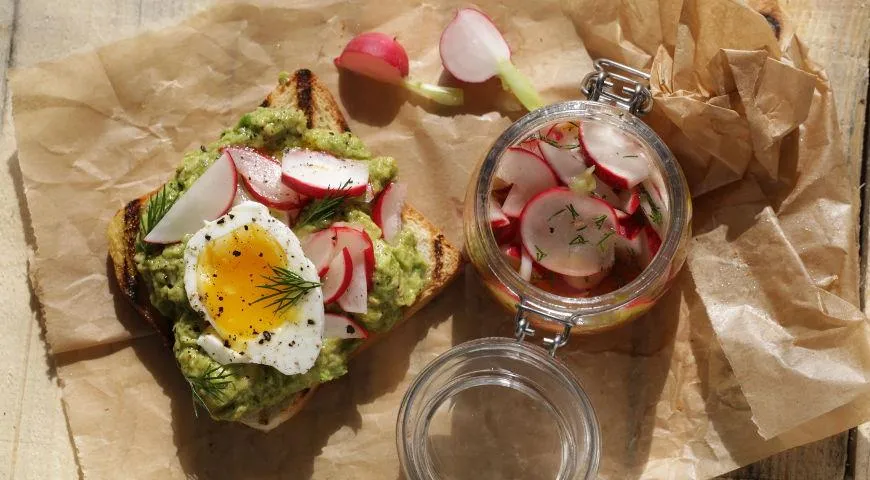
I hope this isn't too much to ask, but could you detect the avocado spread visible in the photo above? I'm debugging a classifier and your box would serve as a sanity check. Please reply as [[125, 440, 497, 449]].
[[134, 95, 428, 421]]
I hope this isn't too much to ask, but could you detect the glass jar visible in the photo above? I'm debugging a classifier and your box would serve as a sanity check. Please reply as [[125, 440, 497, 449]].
[[464, 100, 691, 333], [397, 338, 600, 480], [397, 59, 692, 479]]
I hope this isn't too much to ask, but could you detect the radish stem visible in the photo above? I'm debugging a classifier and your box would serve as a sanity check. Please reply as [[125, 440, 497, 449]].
[[402, 78, 465, 106], [496, 59, 543, 111]]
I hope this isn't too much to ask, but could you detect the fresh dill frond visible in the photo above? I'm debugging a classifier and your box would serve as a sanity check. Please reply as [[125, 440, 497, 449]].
[[566, 204, 580, 220], [534, 245, 547, 262], [640, 187, 663, 225], [593, 214, 607, 229], [539, 136, 580, 150], [597, 231, 615, 251], [253, 265, 321, 313], [136, 185, 174, 252], [186, 364, 234, 405], [295, 179, 353, 228], [548, 208, 566, 221], [569, 232, 588, 246]]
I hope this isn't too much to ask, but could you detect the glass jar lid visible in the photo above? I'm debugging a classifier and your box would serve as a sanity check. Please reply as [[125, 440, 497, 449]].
[[397, 337, 600, 479]]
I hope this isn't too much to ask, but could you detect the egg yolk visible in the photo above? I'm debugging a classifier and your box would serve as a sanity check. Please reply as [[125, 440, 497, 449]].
[[196, 223, 295, 346]]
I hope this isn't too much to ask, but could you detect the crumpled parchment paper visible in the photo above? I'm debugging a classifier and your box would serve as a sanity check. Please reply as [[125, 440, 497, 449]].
[[10, 0, 870, 477]]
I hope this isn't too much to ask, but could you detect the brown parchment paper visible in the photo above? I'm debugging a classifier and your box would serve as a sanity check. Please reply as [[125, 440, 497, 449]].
[[11, 0, 870, 477]]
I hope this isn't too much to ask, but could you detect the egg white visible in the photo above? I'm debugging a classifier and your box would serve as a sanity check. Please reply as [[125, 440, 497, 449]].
[[183, 201, 324, 376]]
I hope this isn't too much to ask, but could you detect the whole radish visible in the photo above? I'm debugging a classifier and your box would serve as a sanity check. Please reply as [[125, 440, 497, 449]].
[[439, 8, 543, 111], [335, 32, 464, 106]]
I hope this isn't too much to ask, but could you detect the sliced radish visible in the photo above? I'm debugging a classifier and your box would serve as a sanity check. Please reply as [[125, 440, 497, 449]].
[[301, 228, 338, 276], [493, 220, 519, 244], [281, 149, 369, 198], [233, 183, 255, 206], [323, 313, 369, 339], [439, 7, 542, 111], [489, 195, 510, 228], [518, 248, 533, 281], [641, 225, 662, 266], [372, 182, 407, 242], [542, 122, 580, 147], [519, 187, 619, 277], [335, 32, 464, 106], [338, 254, 368, 314], [562, 270, 609, 291], [592, 179, 620, 207], [516, 137, 542, 156], [333, 226, 375, 291], [225, 147, 306, 210], [144, 152, 237, 244], [579, 121, 650, 189], [440, 8, 510, 83], [618, 187, 641, 215], [501, 244, 521, 270], [497, 148, 558, 217], [334, 32, 409, 84], [538, 140, 586, 184], [322, 247, 353, 304]]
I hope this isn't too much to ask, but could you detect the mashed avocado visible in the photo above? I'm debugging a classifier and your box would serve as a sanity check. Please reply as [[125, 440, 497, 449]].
[[134, 95, 428, 421]]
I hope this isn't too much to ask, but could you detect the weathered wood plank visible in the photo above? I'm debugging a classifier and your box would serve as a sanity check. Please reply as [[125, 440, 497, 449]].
[[720, 0, 870, 478]]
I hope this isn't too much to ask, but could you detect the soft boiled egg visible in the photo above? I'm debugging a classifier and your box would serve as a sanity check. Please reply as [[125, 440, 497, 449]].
[[183, 201, 324, 376]]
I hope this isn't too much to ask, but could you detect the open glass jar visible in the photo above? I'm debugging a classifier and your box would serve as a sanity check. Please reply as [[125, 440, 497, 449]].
[[398, 60, 692, 479]]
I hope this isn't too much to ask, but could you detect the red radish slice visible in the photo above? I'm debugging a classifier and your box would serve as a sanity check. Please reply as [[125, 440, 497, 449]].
[[516, 137, 542, 156], [323, 313, 369, 339], [641, 225, 662, 266], [439, 8, 510, 83], [144, 152, 237, 244], [519, 187, 618, 277], [301, 228, 338, 276], [538, 141, 586, 184], [333, 226, 375, 290], [618, 187, 641, 215], [519, 248, 533, 281], [562, 270, 609, 291], [501, 244, 521, 269], [338, 253, 368, 314], [334, 32, 409, 84], [372, 182, 408, 242], [592, 180, 620, 207], [497, 148, 558, 217], [233, 183, 255, 206], [493, 220, 519, 244], [225, 147, 306, 210], [489, 195, 510, 228], [281, 149, 369, 198], [542, 122, 580, 147], [322, 247, 353, 304], [579, 121, 650, 189], [335, 32, 464, 106]]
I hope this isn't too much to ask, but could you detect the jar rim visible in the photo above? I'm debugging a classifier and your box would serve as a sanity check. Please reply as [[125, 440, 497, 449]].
[[471, 101, 691, 325], [397, 337, 601, 480]]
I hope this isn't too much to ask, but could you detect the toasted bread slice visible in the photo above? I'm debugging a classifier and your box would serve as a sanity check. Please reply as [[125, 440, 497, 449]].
[[107, 69, 462, 431]]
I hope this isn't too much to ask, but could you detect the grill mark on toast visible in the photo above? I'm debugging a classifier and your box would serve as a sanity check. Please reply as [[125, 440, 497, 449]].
[[122, 198, 143, 303], [293, 69, 315, 129], [432, 234, 445, 284]]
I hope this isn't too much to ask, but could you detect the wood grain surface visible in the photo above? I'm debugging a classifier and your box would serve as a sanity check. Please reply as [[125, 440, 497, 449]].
[[0, 0, 866, 478]]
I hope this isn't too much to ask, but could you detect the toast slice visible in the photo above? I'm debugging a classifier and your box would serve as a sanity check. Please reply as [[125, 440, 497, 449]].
[[107, 69, 462, 430]]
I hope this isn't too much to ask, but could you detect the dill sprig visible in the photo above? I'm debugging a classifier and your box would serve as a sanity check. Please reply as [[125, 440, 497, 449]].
[[569, 229, 588, 246], [640, 187, 663, 225], [253, 265, 321, 313], [186, 364, 234, 409], [538, 136, 580, 150], [593, 214, 607, 229], [597, 231, 615, 251], [295, 179, 353, 228], [534, 245, 548, 262], [136, 185, 174, 251], [566, 204, 580, 220]]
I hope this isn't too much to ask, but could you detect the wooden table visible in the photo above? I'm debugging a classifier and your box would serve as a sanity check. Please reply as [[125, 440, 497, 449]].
[[0, 1, 866, 478]]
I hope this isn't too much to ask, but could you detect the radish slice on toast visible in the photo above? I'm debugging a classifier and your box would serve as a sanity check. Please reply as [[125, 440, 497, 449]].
[[333, 225, 375, 292], [281, 149, 368, 198], [497, 147, 558, 217], [372, 182, 407, 242], [301, 228, 339, 276], [322, 247, 353, 304], [144, 152, 237, 244], [519, 187, 618, 277], [323, 313, 368, 339], [225, 147, 306, 210], [579, 121, 650, 189]]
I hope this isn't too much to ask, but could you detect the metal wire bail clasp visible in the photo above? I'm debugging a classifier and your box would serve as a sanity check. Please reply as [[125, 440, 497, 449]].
[[581, 59, 653, 116], [514, 299, 573, 357]]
